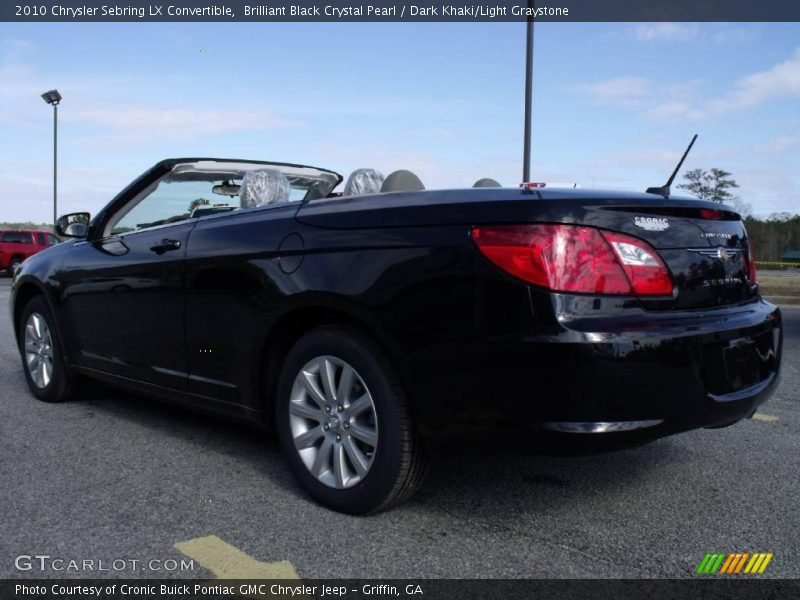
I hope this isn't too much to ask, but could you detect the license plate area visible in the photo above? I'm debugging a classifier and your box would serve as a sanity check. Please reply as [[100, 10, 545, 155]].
[[699, 330, 777, 397], [724, 338, 760, 390]]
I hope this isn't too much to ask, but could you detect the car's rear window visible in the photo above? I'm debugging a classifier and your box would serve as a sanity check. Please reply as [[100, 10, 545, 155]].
[[1, 232, 33, 243]]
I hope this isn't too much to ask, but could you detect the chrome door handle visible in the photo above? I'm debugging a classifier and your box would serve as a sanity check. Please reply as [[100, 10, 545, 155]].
[[150, 239, 181, 254]]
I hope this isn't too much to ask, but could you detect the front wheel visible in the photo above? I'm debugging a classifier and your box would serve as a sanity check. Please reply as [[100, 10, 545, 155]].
[[276, 326, 427, 514], [19, 296, 77, 403]]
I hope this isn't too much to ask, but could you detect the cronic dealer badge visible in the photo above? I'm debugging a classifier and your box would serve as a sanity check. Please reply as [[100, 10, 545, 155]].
[[634, 216, 670, 231]]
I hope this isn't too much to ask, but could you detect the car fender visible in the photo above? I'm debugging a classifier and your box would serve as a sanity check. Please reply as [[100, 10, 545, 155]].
[[11, 250, 71, 360]]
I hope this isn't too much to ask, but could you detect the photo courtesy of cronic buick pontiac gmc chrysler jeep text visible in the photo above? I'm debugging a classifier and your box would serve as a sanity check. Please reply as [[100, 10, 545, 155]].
[[11, 158, 782, 514]]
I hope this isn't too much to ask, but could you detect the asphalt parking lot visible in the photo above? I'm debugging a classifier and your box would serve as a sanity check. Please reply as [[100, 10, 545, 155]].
[[0, 277, 797, 579]]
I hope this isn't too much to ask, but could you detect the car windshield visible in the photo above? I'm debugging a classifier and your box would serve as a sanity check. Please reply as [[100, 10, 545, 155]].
[[166, 160, 340, 200], [108, 159, 341, 235]]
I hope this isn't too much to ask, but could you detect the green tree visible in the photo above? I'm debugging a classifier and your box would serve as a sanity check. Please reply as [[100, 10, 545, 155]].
[[677, 168, 740, 203]]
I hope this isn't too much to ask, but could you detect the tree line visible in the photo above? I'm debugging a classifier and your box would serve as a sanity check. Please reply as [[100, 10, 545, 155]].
[[743, 214, 800, 262], [678, 168, 799, 262]]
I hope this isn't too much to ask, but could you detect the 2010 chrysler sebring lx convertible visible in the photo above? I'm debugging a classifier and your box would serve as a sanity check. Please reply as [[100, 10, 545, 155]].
[[12, 158, 782, 514]]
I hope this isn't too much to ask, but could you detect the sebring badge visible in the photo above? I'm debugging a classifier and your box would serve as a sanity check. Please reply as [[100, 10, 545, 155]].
[[634, 216, 670, 231]]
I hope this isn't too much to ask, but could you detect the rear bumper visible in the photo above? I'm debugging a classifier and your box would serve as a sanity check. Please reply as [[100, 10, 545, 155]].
[[406, 299, 782, 441]]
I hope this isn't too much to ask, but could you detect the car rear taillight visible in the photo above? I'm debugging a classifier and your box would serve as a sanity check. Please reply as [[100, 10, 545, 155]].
[[745, 239, 758, 285], [470, 224, 674, 296], [601, 231, 675, 295]]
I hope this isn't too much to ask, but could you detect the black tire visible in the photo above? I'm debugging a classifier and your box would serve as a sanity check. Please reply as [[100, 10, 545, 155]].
[[10, 257, 23, 275], [275, 325, 427, 514], [18, 295, 77, 403]]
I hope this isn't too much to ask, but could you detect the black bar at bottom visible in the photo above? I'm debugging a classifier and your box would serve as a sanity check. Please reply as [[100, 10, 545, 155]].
[[2, 579, 800, 600]]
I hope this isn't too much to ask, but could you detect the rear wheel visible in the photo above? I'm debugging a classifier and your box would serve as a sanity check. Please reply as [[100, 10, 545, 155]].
[[19, 296, 76, 403], [10, 257, 23, 275], [276, 325, 427, 514]]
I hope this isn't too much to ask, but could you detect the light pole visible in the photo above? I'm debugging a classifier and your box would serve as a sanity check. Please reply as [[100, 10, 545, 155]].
[[41, 89, 62, 228], [522, 2, 535, 184]]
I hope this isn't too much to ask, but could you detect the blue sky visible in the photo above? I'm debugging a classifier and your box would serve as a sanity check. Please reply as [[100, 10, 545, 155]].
[[0, 21, 798, 222]]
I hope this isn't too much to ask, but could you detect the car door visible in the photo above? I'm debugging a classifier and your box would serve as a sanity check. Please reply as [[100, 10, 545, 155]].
[[59, 179, 204, 390], [183, 203, 300, 408]]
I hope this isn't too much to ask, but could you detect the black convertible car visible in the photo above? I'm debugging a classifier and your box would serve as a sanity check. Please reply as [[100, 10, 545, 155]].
[[11, 158, 782, 514]]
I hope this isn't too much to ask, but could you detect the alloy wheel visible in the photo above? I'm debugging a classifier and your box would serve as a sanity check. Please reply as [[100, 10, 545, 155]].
[[289, 356, 379, 489], [24, 313, 54, 389]]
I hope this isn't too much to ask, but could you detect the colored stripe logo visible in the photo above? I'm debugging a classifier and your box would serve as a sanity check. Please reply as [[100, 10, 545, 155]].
[[696, 552, 773, 574]]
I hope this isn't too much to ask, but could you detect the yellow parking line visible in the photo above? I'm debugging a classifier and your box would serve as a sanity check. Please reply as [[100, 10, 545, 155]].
[[175, 535, 299, 579], [752, 413, 779, 422]]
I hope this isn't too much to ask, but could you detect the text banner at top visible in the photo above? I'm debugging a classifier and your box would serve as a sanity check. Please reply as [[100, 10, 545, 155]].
[[4, 0, 800, 22]]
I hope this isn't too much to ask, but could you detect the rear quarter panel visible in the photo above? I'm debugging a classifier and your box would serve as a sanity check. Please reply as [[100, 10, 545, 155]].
[[182, 207, 537, 426]]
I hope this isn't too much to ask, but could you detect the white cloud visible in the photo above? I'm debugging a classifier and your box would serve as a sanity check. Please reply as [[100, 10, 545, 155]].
[[711, 27, 755, 45], [0, 39, 300, 143], [0, 38, 37, 98], [578, 78, 702, 117], [645, 49, 800, 122], [66, 107, 299, 141], [580, 49, 800, 124], [643, 101, 706, 122], [577, 76, 652, 106], [0, 62, 32, 81], [755, 135, 799, 153], [632, 23, 700, 42], [706, 49, 800, 114], [1, 37, 35, 62], [614, 24, 755, 45]]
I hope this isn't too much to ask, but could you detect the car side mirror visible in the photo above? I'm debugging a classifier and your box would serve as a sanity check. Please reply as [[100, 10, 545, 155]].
[[55, 212, 91, 239]]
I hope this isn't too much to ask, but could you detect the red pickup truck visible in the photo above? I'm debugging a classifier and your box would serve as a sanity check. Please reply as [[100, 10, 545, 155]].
[[0, 229, 59, 275]]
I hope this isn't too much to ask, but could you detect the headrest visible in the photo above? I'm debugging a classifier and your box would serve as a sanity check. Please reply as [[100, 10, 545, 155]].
[[343, 168, 385, 196], [473, 178, 502, 188], [239, 169, 291, 208], [380, 170, 425, 193]]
